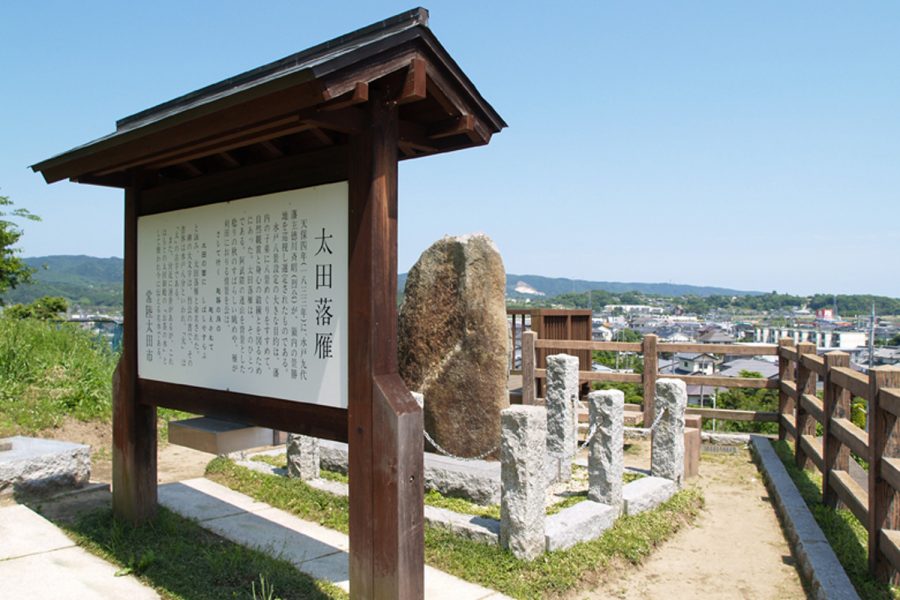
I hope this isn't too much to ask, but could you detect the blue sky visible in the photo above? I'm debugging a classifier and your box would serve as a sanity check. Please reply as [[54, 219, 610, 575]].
[[2, 2, 898, 296]]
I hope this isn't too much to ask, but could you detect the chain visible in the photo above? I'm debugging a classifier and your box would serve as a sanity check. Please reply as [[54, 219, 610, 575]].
[[423, 428, 500, 461], [578, 421, 599, 451], [649, 406, 669, 432]]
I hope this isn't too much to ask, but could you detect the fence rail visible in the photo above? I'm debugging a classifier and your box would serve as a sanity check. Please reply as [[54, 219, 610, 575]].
[[520, 329, 900, 583]]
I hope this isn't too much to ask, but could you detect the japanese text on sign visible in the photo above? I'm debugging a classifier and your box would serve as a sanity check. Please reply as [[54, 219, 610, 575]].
[[136, 183, 348, 409]]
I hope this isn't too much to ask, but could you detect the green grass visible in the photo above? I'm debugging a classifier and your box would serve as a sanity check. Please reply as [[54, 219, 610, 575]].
[[771, 440, 897, 599], [58, 506, 346, 600], [0, 317, 118, 434], [211, 457, 704, 599]]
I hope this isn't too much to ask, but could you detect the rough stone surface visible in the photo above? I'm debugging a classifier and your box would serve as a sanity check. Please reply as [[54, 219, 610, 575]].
[[424, 505, 500, 545], [545, 501, 618, 552], [545, 354, 579, 482], [588, 390, 624, 508], [0, 439, 11, 452], [398, 233, 509, 458], [499, 406, 546, 560], [651, 378, 687, 487], [751, 436, 859, 600], [318, 439, 500, 504], [0, 437, 90, 495], [622, 476, 677, 516], [286, 434, 319, 481]]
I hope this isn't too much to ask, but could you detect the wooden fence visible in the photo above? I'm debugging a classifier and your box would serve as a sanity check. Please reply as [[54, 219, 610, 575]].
[[520, 330, 900, 583]]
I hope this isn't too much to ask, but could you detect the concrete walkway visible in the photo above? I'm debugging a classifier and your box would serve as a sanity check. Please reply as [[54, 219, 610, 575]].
[[159, 477, 508, 599], [0, 503, 159, 600]]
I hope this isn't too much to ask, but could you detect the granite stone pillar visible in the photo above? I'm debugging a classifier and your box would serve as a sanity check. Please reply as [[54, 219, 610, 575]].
[[587, 389, 624, 509], [286, 434, 320, 481], [500, 405, 546, 560], [545, 354, 579, 482], [651, 378, 687, 487]]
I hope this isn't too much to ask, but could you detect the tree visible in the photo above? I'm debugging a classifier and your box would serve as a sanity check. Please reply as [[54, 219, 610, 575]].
[[4, 296, 68, 320], [0, 194, 40, 303], [713, 370, 778, 434]]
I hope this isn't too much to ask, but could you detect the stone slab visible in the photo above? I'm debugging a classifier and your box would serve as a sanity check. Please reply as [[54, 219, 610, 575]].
[[545, 501, 617, 552], [425, 505, 500, 545], [158, 478, 270, 521], [168, 417, 274, 455], [320, 439, 500, 504], [0, 503, 75, 560], [0, 436, 90, 495], [622, 476, 677, 516], [160, 478, 509, 599], [0, 505, 158, 599], [750, 436, 859, 600]]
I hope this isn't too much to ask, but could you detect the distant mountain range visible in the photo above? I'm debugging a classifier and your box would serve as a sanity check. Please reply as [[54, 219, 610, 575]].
[[2, 255, 763, 310]]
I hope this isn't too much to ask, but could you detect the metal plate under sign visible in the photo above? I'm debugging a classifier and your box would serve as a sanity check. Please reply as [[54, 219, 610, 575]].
[[137, 182, 348, 409]]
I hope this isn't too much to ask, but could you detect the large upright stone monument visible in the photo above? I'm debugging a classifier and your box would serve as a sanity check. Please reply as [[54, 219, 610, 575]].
[[399, 234, 509, 458]]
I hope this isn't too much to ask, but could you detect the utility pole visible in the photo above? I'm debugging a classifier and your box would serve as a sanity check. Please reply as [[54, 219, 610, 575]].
[[869, 302, 876, 371]]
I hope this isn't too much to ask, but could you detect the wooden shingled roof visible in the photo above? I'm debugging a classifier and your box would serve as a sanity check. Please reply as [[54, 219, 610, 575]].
[[31, 8, 506, 189]]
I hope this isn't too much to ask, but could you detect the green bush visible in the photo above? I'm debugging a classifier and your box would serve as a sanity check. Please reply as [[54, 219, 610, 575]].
[[0, 316, 118, 434]]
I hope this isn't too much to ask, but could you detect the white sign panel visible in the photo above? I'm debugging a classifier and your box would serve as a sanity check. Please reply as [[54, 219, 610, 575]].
[[137, 182, 348, 409]]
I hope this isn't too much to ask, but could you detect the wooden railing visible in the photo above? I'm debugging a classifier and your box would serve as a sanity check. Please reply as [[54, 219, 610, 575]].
[[778, 339, 900, 583], [520, 330, 900, 582], [521, 332, 779, 427]]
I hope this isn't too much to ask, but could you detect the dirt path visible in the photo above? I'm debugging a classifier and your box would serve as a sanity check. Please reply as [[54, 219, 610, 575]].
[[575, 443, 806, 599]]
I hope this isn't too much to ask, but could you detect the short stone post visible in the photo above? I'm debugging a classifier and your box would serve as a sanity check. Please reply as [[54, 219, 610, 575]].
[[286, 434, 319, 481], [651, 378, 687, 487], [500, 405, 547, 560], [545, 353, 579, 482], [587, 389, 624, 510]]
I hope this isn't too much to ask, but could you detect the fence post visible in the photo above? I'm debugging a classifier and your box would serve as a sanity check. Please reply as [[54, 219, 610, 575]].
[[794, 342, 817, 470], [867, 366, 900, 583], [642, 334, 658, 428], [822, 351, 850, 509], [778, 338, 796, 441], [522, 331, 536, 405]]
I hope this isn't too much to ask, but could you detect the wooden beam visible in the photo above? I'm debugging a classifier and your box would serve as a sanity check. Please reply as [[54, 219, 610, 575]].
[[112, 185, 157, 524], [800, 435, 825, 473], [347, 90, 423, 598], [522, 331, 536, 405], [831, 469, 869, 524], [427, 114, 474, 140], [831, 418, 869, 459], [258, 140, 284, 158], [534, 368, 643, 384], [796, 342, 818, 471], [399, 58, 427, 104], [781, 413, 797, 439], [779, 336, 797, 440], [823, 351, 852, 509], [668, 374, 777, 389], [686, 407, 779, 422], [321, 82, 369, 112], [534, 339, 642, 352], [217, 151, 241, 168], [659, 343, 778, 356], [800, 353, 827, 378], [643, 335, 658, 428], [832, 367, 870, 400]]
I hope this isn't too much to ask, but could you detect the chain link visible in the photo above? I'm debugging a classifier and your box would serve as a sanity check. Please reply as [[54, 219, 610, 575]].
[[578, 421, 599, 452], [648, 406, 669, 432], [423, 428, 500, 461]]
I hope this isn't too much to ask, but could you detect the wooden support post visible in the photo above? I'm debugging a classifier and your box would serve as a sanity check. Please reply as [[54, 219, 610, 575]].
[[642, 334, 658, 427], [794, 342, 817, 470], [778, 338, 796, 441], [348, 89, 424, 599], [822, 351, 851, 509], [522, 331, 536, 405], [112, 186, 158, 523], [868, 367, 900, 583]]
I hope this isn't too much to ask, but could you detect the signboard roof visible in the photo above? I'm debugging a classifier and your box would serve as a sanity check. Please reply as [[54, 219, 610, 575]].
[[31, 7, 506, 188]]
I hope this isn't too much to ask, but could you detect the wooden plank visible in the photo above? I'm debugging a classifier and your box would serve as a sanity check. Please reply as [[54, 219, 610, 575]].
[[800, 435, 825, 473], [642, 335, 658, 428], [831, 418, 869, 458], [823, 351, 852, 509], [832, 367, 870, 400], [830, 469, 869, 524], [522, 331, 536, 405], [879, 529, 900, 575], [658, 343, 777, 356], [399, 58, 427, 104], [140, 379, 347, 442], [112, 185, 158, 524], [534, 339, 642, 352], [668, 374, 777, 389], [795, 342, 818, 471], [779, 346, 799, 362], [535, 369, 643, 384], [800, 353, 827, 378], [778, 338, 796, 442], [880, 388, 900, 418], [686, 408, 779, 422], [800, 393, 825, 425], [780, 380, 798, 399], [781, 413, 797, 439], [869, 367, 900, 581], [882, 458, 900, 496]]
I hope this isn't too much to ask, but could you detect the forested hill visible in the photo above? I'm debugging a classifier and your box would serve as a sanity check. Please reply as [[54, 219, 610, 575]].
[[3, 255, 123, 309]]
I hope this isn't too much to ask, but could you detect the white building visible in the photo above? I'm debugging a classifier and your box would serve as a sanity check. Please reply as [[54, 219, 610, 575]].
[[753, 327, 867, 350]]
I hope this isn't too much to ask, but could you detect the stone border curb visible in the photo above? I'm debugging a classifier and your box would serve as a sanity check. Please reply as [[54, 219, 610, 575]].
[[749, 435, 860, 600]]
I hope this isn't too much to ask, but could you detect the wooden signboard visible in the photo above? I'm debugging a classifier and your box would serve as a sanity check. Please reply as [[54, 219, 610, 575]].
[[32, 9, 505, 598]]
